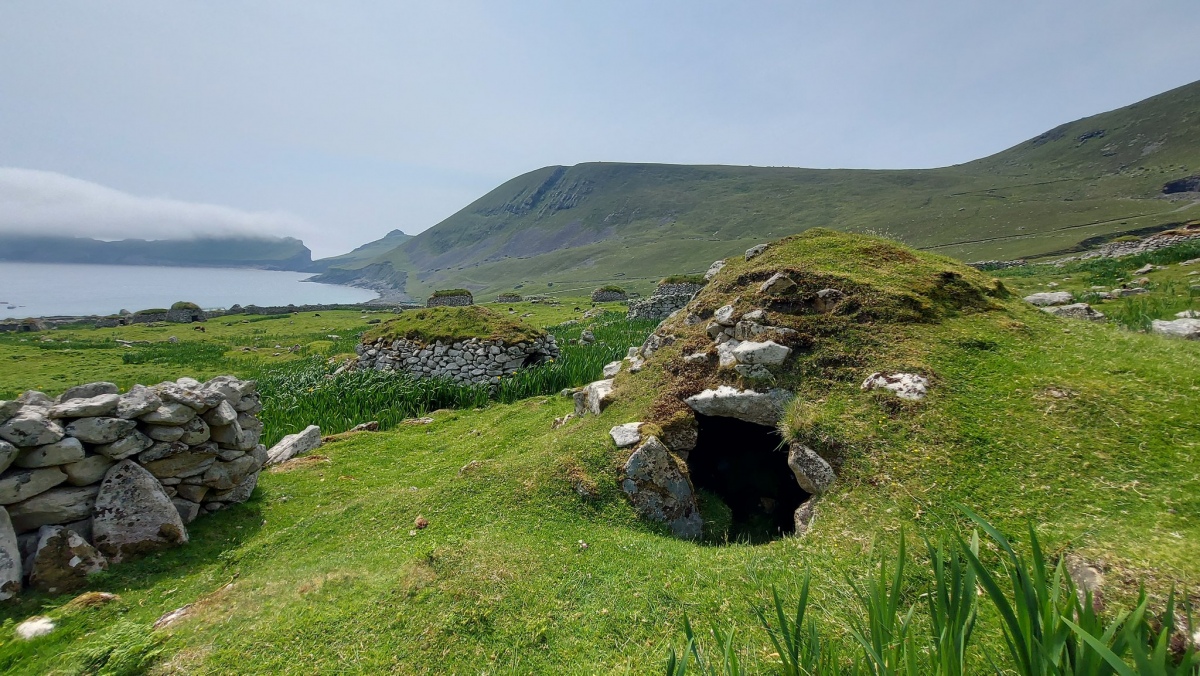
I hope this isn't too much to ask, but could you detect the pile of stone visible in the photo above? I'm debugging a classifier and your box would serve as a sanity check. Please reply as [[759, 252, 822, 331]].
[[590, 288, 628, 302], [1022, 292, 1105, 321], [426, 292, 473, 308], [0, 376, 266, 597], [353, 335, 560, 386]]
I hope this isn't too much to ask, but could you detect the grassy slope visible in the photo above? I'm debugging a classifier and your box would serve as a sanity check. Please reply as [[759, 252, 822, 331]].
[[320, 80, 1200, 300], [311, 230, 412, 270], [1, 235, 1198, 673]]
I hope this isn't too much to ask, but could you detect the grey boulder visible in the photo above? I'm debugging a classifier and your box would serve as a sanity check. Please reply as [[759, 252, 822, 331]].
[[48, 393, 120, 419], [62, 455, 115, 486], [787, 444, 835, 495], [1041, 303, 1105, 321], [0, 467, 68, 505], [1151, 318, 1200, 339], [65, 417, 138, 445], [115, 385, 163, 420], [0, 507, 21, 599], [0, 440, 17, 474], [1024, 291, 1074, 306], [58, 382, 119, 402], [91, 460, 188, 563], [6, 485, 99, 533], [0, 411, 65, 448], [265, 425, 322, 465], [14, 437, 85, 469]]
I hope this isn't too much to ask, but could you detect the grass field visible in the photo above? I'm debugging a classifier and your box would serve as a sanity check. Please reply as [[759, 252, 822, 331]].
[[1, 235, 1198, 673]]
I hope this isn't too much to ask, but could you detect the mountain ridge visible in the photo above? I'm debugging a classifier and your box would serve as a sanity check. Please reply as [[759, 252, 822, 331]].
[[313, 79, 1200, 300], [0, 234, 317, 272]]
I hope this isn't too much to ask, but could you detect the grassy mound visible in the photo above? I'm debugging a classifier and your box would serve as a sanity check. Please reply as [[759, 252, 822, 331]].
[[363, 305, 545, 346], [430, 288, 472, 298]]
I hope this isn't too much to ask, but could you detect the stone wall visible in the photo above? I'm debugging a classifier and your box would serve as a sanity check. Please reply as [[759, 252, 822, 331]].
[[354, 335, 560, 387], [653, 282, 704, 298], [627, 293, 695, 321], [495, 294, 523, 303], [427, 294, 473, 307], [0, 375, 265, 596], [967, 260, 1027, 271]]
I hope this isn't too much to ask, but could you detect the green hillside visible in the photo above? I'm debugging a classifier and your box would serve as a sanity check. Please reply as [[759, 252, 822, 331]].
[[311, 229, 411, 271], [319, 79, 1200, 300]]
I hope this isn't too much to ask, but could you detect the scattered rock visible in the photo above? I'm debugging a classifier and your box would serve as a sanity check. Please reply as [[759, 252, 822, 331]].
[[573, 379, 616, 417], [15, 616, 55, 640], [1023, 291, 1074, 306], [1176, 310, 1199, 319], [814, 288, 845, 313], [759, 272, 797, 295], [861, 372, 929, 401], [745, 244, 768, 260], [414, 516, 428, 529], [602, 360, 623, 378], [1041, 303, 1105, 321], [609, 423, 643, 448], [349, 421, 380, 433], [1110, 288, 1147, 298], [713, 304, 738, 326], [1151, 318, 1200, 339], [704, 260, 726, 280], [265, 425, 322, 465]]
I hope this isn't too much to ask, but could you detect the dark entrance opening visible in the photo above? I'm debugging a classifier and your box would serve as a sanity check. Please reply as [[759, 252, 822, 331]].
[[688, 413, 810, 543]]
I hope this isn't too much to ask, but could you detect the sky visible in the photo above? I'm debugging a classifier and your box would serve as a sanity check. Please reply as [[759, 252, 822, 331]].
[[1, 1, 1198, 258]]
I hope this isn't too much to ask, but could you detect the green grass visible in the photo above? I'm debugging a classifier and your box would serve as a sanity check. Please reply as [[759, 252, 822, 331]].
[[660, 274, 707, 285], [429, 288, 472, 298], [0, 234, 1197, 673]]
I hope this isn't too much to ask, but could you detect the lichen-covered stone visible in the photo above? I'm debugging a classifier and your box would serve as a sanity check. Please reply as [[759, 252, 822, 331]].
[[91, 461, 188, 563]]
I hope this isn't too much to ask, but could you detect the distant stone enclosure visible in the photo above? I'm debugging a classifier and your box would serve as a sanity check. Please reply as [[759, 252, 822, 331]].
[[626, 281, 705, 321], [354, 335, 560, 387], [495, 293, 523, 303], [591, 288, 628, 302], [427, 292, 474, 308], [0, 376, 265, 597]]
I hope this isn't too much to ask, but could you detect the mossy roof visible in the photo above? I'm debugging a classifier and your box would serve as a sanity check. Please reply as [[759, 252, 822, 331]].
[[362, 305, 545, 345]]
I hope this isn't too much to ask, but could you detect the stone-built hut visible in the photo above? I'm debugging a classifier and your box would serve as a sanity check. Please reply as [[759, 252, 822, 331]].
[[353, 306, 559, 387], [427, 289, 474, 307]]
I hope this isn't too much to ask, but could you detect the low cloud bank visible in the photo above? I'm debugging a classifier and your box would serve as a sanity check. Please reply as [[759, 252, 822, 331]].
[[0, 168, 309, 243]]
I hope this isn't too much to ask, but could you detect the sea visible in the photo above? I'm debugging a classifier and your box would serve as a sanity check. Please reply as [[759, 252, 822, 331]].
[[0, 262, 378, 319]]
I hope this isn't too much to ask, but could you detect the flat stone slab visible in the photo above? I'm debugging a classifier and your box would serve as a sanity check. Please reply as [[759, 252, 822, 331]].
[[1023, 291, 1073, 306], [731, 340, 791, 366], [683, 386, 793, 427], [1041, 303, 1105, 321], [1151, 318, 1200, 339], [265, 425, 322, 465]]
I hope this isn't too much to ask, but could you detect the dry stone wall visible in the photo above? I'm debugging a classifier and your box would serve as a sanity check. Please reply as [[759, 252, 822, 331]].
[[0, 375, 265, 597], [427, 294, 473, 307], [354, 335, 560, 387]]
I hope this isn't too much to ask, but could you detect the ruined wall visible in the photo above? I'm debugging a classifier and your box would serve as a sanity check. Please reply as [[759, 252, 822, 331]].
[[0, 376, 265, 596], [354, 335, 560, 387]]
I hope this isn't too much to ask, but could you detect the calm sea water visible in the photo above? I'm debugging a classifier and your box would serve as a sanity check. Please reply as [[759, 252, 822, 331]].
[[0, 262, 378, 319]]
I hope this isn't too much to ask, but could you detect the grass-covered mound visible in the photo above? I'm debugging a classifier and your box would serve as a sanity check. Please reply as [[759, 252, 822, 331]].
[[430, 288, 472, 298], [363, 305, 545, 346]]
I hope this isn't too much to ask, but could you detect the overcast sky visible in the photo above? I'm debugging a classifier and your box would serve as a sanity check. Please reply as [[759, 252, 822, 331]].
[[1, 1, 1198, 257]]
